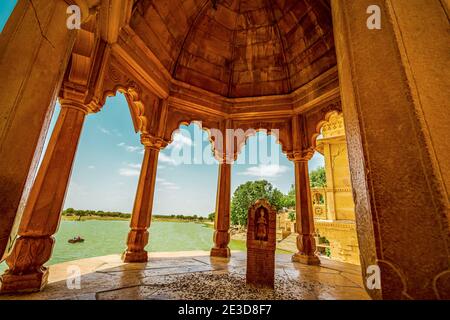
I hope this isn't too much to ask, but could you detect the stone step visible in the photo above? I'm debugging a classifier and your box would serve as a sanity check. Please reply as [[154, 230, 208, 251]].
[[276, 234, 297, 253]]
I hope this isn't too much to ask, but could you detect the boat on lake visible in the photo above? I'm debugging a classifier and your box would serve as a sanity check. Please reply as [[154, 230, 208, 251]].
[[68, 236, 84, 244]]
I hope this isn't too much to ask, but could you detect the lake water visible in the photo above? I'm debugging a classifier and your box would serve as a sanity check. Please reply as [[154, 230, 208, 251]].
[[0, 220, 248, 272]]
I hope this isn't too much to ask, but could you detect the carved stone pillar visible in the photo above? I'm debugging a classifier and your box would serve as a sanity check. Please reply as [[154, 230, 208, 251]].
[[0, 100, 91, 293], [291, 157, 320, 265], [332, 0, 450, 299], [0, 0, 80, 260], [210, 161, 231, 258], [123, 135, 165, 263]]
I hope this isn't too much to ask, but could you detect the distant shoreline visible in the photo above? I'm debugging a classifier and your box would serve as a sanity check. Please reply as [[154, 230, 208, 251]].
[[62, 215, 214, 224], [61, 208, 215, 224]]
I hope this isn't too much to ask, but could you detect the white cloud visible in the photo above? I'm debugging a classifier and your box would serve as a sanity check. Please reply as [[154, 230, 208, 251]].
[[112, 129, 123, 137], [161, 181, 180, 190], [118, 168, 140, 177], [127, 163, 141, 169], [159, 152, 177, 165], [126, 146, 142, 152], [239, 164, 289, 178], [155, 178, 180, 190], [117, 142, 143, 153], [88, 165, 96, 170], [169, 132, 192, 149], [118, 163, 143, 177], [99, 127, 111, 135]]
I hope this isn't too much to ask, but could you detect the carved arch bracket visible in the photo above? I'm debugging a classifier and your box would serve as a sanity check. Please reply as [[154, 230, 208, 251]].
[[230, 119, 293, 162], [96, 57, 160, 136], [304, 100, 343, 151]]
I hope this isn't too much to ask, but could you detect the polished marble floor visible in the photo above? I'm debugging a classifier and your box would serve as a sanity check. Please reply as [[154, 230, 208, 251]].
[[0, 251, 370, 300]]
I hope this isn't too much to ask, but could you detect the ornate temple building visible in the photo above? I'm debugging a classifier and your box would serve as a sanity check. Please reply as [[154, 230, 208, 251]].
[[0, 0, 448, 300], [277, 113, 360, 265], [314, 113, 359, 264]]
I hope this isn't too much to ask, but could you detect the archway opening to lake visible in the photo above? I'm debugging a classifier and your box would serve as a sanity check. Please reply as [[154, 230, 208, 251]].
[[0, 93, 146, 273], [147, 122, 220, 252], [47, 93, 143, 265]]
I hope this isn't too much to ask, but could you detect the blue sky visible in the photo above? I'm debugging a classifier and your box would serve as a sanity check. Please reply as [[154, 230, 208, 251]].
[[1, 2, 324, 216], [49, 95, 324, 216], [0, 0, 16, 32]]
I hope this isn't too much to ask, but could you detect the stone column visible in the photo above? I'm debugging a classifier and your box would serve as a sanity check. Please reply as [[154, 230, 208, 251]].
[[123, 135, 163, 263], [210, 161, 231, 258], [0, 100, 90, 293], [292, 158, 320, 265], [0, 0, 82, 260], [332, 0, 450, 299]]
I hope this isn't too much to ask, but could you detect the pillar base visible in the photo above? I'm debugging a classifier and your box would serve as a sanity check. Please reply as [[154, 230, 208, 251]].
[[210, 247, 231, 258], [122, 250, 148, 263], [292, 252, 320, 265], [0, 268, 49, 294]]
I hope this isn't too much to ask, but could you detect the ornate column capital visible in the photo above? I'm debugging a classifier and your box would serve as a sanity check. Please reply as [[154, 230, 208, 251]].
[[140, 134, 168, 150], [288, 149, 314, 162], [215, 152, 236, 165], [59, 99, 98, 115]]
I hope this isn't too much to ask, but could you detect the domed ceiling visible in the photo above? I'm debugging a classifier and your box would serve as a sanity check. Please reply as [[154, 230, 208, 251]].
[[130, 0, 335, 98]]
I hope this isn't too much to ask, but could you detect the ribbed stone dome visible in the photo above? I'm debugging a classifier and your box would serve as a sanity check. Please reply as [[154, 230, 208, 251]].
[[131, 0, 335, 97]]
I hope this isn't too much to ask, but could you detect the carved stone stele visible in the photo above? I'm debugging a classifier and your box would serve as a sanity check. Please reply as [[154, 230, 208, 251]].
[[246, 199, 276, 289]]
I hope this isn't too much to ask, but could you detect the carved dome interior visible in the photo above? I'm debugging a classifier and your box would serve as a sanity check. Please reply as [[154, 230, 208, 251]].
[[130, 0, 335, 98]]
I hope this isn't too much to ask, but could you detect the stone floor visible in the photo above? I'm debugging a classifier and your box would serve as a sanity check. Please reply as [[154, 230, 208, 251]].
[[0, 251, 370, 300]]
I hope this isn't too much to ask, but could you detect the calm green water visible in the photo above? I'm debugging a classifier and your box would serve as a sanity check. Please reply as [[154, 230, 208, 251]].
[[0, 220, 247, 272]]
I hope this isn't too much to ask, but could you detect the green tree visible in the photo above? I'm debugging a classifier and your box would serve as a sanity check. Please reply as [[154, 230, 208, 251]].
[[230, 180, 284, 226], [310, 166, 326, 188], [281, 184, 296, 208], [208, 212, 215, 221]]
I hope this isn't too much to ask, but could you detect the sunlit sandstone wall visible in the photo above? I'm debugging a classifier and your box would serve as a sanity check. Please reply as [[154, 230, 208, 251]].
[[315, 221, 360, 265], [315, 114, 360, 265]]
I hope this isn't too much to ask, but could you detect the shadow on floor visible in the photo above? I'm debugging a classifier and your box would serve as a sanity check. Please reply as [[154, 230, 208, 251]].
[[0, 251, 370, 300]]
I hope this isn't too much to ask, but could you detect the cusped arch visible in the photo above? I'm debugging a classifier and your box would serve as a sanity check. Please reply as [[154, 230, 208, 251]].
[[166, 118, 222, 162], [98, 82, 149, 135], [234, 127, 291, 162], [310, 109, 344, 150]]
